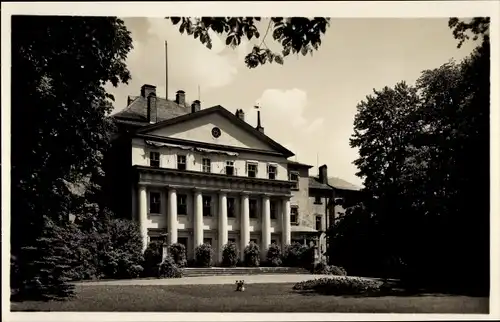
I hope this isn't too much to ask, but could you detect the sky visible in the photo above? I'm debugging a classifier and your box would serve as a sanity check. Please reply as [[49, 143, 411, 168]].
[[106, 18, 478, 187]]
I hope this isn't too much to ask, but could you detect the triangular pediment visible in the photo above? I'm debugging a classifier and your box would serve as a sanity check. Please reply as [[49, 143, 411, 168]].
[[136, 106, 293, 156]]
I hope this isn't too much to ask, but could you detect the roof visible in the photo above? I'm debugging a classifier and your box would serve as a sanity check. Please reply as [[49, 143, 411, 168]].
[[308, 176, 333, 190], [287, 160, 314, 168], [291, 226, 319, 233], [327, 177, 362, 191], [112, 95, 190, 123], [136, 105, 295, 157]]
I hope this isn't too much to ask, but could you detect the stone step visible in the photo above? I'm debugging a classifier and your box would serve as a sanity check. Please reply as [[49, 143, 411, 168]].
[[181, 267, 309, 277]]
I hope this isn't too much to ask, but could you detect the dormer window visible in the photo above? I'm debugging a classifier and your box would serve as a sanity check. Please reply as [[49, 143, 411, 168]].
[[247, 161, 258, 178], [268, 164, 277, 180], [289, 171, 299, 190], [226, 160, 235, 176], [177, 155, 186, 171], [149, 151, 160, 168]]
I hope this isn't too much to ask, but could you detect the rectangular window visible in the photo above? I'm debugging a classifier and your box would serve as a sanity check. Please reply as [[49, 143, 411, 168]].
[[249, 199, 258, 218], [226, 160, 235, 176], [227, 197, 236, 218], [268, 165, 277, 180], [149, 192, 161, 214], [203, 195, 212, 217], [177, 194, 187, 215], [149, 151, 160, 168], [203, 238, 212, 246], [247, 162, 258, 178], [178, 237, 188, 250], [289, 172, 299, 190], [177, 155, 187, 170], [270, 200, 277, 220], [228, 238, 236, 244], [314, 196, 322, 204], [202, 158, 211, 173], [290, 206, 299, 225], [316, 215, 322, 231]]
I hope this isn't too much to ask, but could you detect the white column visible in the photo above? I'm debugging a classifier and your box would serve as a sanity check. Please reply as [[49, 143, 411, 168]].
[[218, 192, 228, 263], [282, 198, 291, 246], [193, 189, 204, 250], [261, 195, 271, 261], [168, 188, 178, 245], [138, 185, 148, 252], [240, 193, 250, 261]]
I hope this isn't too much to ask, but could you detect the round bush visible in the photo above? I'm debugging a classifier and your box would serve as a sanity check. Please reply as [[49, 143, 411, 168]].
[[293, 277, 381, 295], [168, 243, 187, 268], [244, 242, 260, 267], [282, 243, 310, 267], [143, 241, 163, 277], [222, 242, 239, 267], [195, 244, 213, 267], [266, 244, 282, 267], [158, 256, 183, 278], [312, 262, 347, 276]]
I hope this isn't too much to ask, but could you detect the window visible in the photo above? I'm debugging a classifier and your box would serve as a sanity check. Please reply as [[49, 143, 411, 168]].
[[177, 155, 187, 170], [316, 215, 322, 231], [177, 194, 187, 215], [228, 238, 236, 244], [250, 239, 258, 245], [202, 158, 211, 173], [203, 195, 212, 217], [270, 200, 277, 220], [178, 237, 188, 250], [289, 172, 299, 189], [149, 151, 160, 167], [149, 235, 163, 244], [268, 164, 277, 180], [249, 199, 258, 218], [314, 196, 322, 204], [149, 192, 161, 214], [271, 239, 277, 245], [290, 206, 299, 225], [227, 197, 236, 217], [203, 238, 212, 246], [226, 160, 235, 176], [247, 162, 258, 178]]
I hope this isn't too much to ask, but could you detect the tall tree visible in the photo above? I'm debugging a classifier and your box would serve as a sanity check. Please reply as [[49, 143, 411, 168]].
[[11, 16, 133, 299], [167, 17, 330, 68]]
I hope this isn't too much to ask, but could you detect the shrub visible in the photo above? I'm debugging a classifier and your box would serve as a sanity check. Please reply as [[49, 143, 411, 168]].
[[293, 277, 382, 295], [158, 256, 183, 278], [143, 241, 163, 277], [168, 243, 187, 268], [195, 244, 213, 267], [244, 242, 260, 267], [266, 244, 282, 267], [222, 242, 239, 267], [312, 262, 347, 276], [282, 243, 310, 267]]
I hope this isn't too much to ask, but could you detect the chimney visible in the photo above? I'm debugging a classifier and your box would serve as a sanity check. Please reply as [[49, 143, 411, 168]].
[[141, 84, 156, 98], [256, 110, 264, 133], [319, 164, 328, 184], [191, 100, 201, 113], [176, 90, 186, 106], [235, 109, 245, 121], [147, 93, 157, 123]]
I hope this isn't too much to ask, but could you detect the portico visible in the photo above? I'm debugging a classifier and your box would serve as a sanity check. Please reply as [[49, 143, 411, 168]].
[[135, 165, 293, 260]]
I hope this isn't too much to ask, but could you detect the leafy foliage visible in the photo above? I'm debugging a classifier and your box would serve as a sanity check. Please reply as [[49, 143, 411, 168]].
[[282, 243, 310, 268], [169, 243, 187, 268], [195, 244, 213, 267], [266, 243, 283, 267], [158, 256, 183, 279], [333, 18, 490, 294], [221, 242, 239, 267], [143, 241, 163, 277], [167, 17, 330, 68], [312, 262, 347, 276], [11, 16, 133, 299], [293, 277, 382, 295], [243, 242, 260, 267]]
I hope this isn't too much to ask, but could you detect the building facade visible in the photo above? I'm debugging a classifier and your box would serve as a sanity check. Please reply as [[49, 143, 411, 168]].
[[107, 84, 360, 262]]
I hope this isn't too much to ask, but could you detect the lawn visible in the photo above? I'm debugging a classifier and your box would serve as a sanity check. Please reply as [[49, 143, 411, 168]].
[[11, 283, 489, 313]]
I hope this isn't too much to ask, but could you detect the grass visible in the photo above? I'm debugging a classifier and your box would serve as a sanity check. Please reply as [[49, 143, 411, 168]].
[[11, 283, 488, 313]]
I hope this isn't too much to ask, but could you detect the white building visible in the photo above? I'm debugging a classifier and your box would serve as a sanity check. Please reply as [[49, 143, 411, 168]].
[[107, 84, 361, 262]]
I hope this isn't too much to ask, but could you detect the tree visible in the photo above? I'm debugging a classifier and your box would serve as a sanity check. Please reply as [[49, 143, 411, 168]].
[[11, 16, 133, 299], [166, 17, 330, 68]]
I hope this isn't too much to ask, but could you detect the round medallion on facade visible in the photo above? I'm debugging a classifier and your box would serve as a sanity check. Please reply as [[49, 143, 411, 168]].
[[211, 127, 221, 138]]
